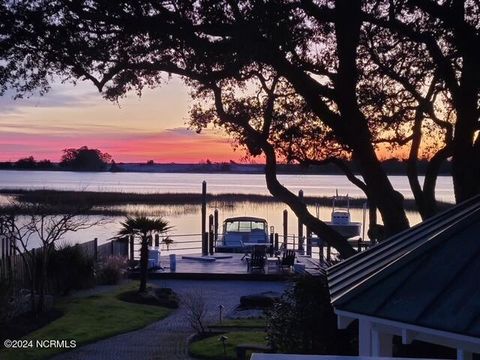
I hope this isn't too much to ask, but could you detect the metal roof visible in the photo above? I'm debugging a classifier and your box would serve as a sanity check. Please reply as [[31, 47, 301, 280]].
[[328, 195, 480, 338]]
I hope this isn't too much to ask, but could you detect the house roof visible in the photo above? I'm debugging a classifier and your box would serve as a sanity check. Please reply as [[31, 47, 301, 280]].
[[327, 195, 480, 339]]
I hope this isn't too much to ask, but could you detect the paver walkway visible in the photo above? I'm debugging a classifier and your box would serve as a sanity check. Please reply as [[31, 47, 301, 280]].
[[52, 279, 289, 360]]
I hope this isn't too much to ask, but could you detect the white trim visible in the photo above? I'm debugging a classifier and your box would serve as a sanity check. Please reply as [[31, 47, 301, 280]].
[[402, 329, 417, 345], [457, 350, 473, 360], [359, 319, 372, 356], [372, 327, 393, 356], [335, 309, 480, 353]]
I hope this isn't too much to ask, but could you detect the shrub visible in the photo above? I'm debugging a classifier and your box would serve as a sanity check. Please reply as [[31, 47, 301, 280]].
[[97, 256, 127, 285], [0, 277, 13, 325], [266, 277, 356, 355], [47, 245, 96, 294], [182, 290, 208, 334]]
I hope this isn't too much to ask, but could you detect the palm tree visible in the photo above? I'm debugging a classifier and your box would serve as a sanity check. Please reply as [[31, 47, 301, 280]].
[[118, 216, 171, 293]]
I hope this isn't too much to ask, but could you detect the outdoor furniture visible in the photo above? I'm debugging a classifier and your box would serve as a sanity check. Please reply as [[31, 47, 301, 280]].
[[241, 243, 267, 260], [246, 245, 267, 272], [148, 249, 162, 270], [277, 249, 296, 272]]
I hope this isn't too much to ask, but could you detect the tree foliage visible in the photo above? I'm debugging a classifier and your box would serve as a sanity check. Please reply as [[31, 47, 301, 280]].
[[117, 216, 171, 293], [1, 0, 479, 255], [60, 146, 112, 171], [2, 201, 100, 314], [266, 278, 355, 354]]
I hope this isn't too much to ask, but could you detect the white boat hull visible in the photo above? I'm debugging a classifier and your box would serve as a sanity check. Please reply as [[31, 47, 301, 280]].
[[325, 221, 362, 238]]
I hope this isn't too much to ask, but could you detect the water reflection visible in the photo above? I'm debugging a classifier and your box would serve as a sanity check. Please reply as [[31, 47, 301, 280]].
[[24, 201, 422, 253]]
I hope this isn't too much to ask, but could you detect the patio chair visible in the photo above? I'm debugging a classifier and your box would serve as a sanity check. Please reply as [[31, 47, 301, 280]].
[[277, 249, 296, 272], [246, 246, 267, 272]]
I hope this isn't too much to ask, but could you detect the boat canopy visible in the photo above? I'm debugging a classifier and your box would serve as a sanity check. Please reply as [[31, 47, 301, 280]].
[[217, 217, 269, 250], [223, 217, 267, 233]]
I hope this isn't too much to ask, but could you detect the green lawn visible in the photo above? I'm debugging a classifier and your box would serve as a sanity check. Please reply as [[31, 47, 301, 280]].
[[1, 283, 172, 360], [209, 318, 267, 331], [189, 331, 268, 360], [209, 318, 266, 329]]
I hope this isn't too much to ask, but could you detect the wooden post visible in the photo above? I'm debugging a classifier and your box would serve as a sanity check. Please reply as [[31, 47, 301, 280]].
[[306, 228, 312, 256], [201, 181, 207, 241], [129, 236, 134, 262], [283, 209, 288, 249], [209, 214, 214, 255], [298, 190, 304, 254], [269, 233, 274, 256], [94, 238, 98, 261], [202, 232, 208, 256], [274, 233, 279, 251], [214, 209, 219, 242]]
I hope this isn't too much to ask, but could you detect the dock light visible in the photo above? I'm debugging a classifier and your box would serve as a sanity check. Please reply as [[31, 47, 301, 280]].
[[270, 226, 274, 234], [218, 304, 225, 323], [218, 335, 228, 356]]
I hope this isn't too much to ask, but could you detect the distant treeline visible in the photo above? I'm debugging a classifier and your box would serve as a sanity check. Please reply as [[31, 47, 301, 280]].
[[0, 146, 113, 172], [0, 157, 452, 175]]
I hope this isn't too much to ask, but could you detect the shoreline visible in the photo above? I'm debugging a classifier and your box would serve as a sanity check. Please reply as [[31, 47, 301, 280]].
[[0, 189, 453, 215]]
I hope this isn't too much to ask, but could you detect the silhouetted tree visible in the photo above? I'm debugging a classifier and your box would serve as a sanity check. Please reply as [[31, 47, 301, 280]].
[[36, 159, 54, 170], [117, 216, 171, 293], [15, 156, 37, 169], [60, 146, 112, 171], [2, 201, 100, 314], [2, 1, 479, 254]]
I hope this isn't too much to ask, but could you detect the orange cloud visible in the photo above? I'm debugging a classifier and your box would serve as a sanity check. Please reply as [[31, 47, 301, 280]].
[[0, 127, 247, 163]]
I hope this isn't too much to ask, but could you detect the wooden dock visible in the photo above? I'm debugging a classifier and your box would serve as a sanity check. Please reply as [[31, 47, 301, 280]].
[[131, 253, 327, 281]]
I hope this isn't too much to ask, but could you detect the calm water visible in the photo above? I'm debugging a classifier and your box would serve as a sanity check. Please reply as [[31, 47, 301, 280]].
[[0, 170, 455, 201], [0, 170, 455, 251]]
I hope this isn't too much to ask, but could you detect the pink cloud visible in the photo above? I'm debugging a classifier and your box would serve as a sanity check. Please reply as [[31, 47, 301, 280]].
[[0, 127, 247, 163]]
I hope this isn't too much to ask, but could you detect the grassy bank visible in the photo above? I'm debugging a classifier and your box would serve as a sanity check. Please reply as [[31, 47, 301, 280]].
[[0, 189, 452, 215], [0, 283, 172, 360]]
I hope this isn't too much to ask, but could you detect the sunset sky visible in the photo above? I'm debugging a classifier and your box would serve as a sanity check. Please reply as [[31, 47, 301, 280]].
[[0, 76, 247, 163]]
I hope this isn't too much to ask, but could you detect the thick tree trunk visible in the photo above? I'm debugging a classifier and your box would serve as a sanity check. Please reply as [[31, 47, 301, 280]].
[[139, 237, 148, 293], [451, 59, 480, 202], [334, 0, 410, 236], [447, 6, 480, 203], [262, 144, 356, 259]]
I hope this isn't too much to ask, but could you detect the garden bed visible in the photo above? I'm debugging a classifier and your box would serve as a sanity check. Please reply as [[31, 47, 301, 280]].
[[0, 283, 173, 360]]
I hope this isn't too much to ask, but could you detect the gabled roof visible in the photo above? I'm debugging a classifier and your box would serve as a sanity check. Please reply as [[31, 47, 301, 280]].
[[327, 195, 480, 338]]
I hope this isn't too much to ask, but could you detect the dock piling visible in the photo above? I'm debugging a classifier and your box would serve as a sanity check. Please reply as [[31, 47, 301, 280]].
[[298, 190, 304, 254], [306, 228, 312, 256], [202, 232, 208, 256], [283, 210, 288, 249], [214, 209, 219, 242], [209, 215, 214, 255], [201, 181, 207, 242]]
